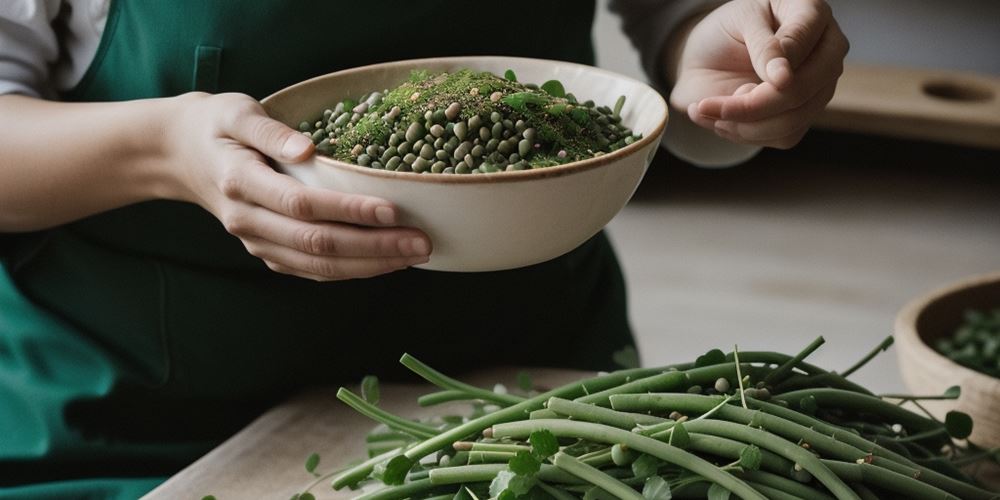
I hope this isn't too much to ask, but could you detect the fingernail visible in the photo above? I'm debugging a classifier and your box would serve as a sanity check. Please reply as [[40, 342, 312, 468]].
[[282, 133, 313, 159], [766, 58, 792, 86], [375, 206, 395, 225], [408, 238, 430, 256]]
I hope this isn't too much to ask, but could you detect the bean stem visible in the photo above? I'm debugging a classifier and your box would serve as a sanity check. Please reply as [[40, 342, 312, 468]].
[[821, 459, 959, 500], [773, 388, 942, 434], [491, 419, 767, 500], [336, 388, 439, 439], [763, 336, 826, 386], [417, 390, 475, 406], [674, 419, 861, 500], [840, 336, 894, 378], [547, 397, 666, 429], [401, 354, 525, 407], [552, 452, 644, 500]]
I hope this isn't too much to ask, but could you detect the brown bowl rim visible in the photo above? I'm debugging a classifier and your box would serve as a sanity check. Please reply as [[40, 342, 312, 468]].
[[261, 55, 668, 184], [894, 271, 1000, 385]]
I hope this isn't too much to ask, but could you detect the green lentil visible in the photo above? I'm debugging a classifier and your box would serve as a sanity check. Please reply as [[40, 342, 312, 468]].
[[302, 69, 642, 173]]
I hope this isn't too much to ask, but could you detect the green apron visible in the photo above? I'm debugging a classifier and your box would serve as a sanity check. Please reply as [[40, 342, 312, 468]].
[[0, 1, 634, 497]]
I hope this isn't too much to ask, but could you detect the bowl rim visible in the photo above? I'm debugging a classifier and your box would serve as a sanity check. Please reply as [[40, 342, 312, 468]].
[[261, 55, 668, 184], [894, 271, 1000, 384]]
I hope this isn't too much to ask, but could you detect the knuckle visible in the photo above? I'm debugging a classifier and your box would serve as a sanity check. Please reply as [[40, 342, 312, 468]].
[[219, 167, 244, 200], [340, 195, 367, 222], [307, 258, 343, 279], [299, 227, 336, 255], [281, 189, 313, 219], [221, 211, 251, 236]]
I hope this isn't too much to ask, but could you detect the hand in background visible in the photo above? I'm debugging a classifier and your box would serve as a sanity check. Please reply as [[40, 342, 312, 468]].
[[669, 0, 849, 149]]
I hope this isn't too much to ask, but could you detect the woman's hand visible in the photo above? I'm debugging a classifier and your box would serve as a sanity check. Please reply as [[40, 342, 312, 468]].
[[668, 0, 849, 149], [166, 92, 431, 281]]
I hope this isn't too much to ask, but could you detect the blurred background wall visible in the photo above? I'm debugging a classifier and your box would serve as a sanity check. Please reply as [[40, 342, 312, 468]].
[[593, 0, 1000, 80]]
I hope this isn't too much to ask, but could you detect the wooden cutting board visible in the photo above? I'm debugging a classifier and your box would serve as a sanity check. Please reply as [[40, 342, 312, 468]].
[[143, 368, 588, 499], [817, 63, 1000, 149]]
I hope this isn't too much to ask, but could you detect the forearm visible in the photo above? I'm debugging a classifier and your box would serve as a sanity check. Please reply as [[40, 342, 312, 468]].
[[0, 94, 181, 231]]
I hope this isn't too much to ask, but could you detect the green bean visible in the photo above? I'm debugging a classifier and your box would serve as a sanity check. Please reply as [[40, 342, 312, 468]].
[[821, 460, 959, 500], [552, 452, 644, 500], [491, 419, 767, 500]]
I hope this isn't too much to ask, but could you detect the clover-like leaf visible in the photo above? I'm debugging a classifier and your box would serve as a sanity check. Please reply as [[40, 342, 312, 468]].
[[631, 453, 660, 479], [529, 429, 559, 459], [945, 410, 973, 439], [707, 483, 731, 500], [696, 349, 726, 368], [642, 476, 672, 500], [305, 452, 320, 474], [739, 445, 762, 471], [509, 450, 541, 476], [540, 80, 566, 98], [669, 421, 690, 450]]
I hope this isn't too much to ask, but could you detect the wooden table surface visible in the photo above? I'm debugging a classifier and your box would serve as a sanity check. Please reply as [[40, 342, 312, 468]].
[[145, 368, 587, 499]]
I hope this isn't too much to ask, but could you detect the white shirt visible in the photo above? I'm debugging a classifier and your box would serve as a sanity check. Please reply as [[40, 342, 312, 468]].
[[0, 0, 757, 165]]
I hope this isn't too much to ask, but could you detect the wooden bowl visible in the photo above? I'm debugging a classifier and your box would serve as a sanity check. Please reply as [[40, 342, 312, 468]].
[[895, 272, 1000, 448], [261, 56, 667, 272]]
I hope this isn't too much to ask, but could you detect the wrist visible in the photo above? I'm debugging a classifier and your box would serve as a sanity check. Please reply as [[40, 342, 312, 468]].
[[124, 94, 198, 203]]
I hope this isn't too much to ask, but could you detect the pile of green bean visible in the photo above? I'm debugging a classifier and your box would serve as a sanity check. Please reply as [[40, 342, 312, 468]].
[[294, 337, 1000, 500], [297, 69, 641, 173], [936, 309, 1000, 378]]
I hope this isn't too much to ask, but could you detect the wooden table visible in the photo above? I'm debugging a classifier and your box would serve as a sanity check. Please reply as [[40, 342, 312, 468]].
[[145, 369, 586, 499]]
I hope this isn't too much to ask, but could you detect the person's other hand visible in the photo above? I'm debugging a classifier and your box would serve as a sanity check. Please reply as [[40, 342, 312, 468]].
[[669, 0, 849, 149], [166, 92, 431, 281]]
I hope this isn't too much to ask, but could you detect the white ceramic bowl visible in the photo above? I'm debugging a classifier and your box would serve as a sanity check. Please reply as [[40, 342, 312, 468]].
[[261, 56, 667, 272]]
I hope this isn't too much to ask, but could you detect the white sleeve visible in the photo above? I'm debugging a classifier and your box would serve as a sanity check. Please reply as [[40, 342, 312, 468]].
[[0, 0, 64, 97], [609, 0, 762, 168]]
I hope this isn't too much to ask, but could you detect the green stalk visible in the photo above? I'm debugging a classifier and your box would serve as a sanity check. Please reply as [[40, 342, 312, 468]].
[[820, 460, 959, 500], [745, 481, 807, 500], [546, 397, 666, 429], [552, 452, 644, 500], [353, 478, 437, 500], [763, 336, 826, 386], [611, 394, 869, 463], [418, 390, 475, 406], [840, 336, 893, 378], [744, 398, 917, 466], [401, 354, 524, 407], [529, 409, 564, 419], [490, 419, 767, 500], [850, 482, 881, 500], [467, 451, 516, 464], [574, 363, 770, 406], [773, 388, 942, 434], [386, 362, 665, 483], [330, 446, 405, 490], [337, 388, 439, 439], [737, 470, 836, 500], [453, 442, 531, 453], [672, 419, 861, 500], [537, 482, 579, 500], [686, 433, 796, 478], [428, 463, 583, 485], [773, 372, 874, 395], [579, 448, 615, 467]]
